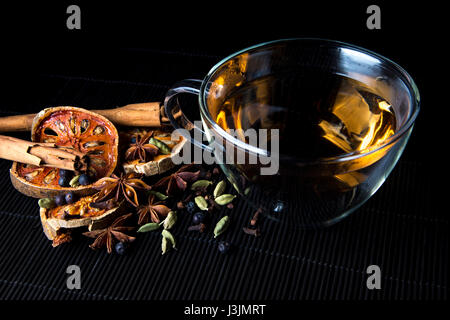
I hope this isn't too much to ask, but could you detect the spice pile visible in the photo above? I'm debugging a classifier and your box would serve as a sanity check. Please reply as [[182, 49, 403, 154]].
[[136, 164, 237, 255], [6, 106, 262, 256], [41, 162, 243, 255]]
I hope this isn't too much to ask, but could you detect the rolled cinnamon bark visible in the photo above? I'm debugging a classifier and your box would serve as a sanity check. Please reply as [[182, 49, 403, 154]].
[[0, 102, 163, 132], [0, 135, 86, 171]]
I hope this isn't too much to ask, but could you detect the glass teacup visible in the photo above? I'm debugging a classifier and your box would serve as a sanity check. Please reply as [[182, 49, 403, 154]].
[[164, 38, 420, 228]]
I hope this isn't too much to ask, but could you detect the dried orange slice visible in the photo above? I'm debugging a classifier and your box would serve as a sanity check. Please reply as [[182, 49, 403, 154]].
[[40, 195, 126, 243], [121, 128, 186, 176], [10, 106, 119, 198]]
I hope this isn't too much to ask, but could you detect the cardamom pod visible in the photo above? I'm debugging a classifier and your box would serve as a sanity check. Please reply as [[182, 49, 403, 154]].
[[69, 175, 81, 188], [161, 236, 170, 255], [161, 229, 176, 248], [195, 196, 209, 211], [213, 180, 226, 198], [148, 190, 168, 201], [214, 194, 236, 206], [137, 222, 160, 233], [149, 137, 171, 155], [163, 211, 177, 230], [214, 215, 230, 238], [38, 198, 56, 209], [191, 179, 212, 190]]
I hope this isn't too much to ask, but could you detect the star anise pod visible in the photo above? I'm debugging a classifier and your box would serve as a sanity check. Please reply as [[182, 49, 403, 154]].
[[125, 130, 159, 162], [153, 164, 200, 195], [83, 213, 135, 254], [137, 194, 171, 225], [93, 172, 151, 207]]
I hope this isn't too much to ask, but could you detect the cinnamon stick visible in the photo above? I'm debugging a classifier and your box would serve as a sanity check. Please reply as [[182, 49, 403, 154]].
[[93, 102, 161, 127], [0, 102, 165, 132], [0, 135, 87, 171]]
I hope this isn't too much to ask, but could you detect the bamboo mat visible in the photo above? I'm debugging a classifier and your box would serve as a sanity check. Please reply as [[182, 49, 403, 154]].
[[0, 49, 446, 300]]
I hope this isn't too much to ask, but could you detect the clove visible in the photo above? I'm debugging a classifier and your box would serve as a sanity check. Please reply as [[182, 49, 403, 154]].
[[187, 223, 206, 233], [243, 226, 260, 237], [250, 208, 262, 227]]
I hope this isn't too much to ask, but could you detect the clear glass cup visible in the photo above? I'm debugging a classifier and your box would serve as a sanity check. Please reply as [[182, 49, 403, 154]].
[[164, 38, 420, 228]]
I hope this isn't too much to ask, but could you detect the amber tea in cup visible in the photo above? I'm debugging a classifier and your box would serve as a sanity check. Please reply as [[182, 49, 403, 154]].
[[164, 39, 420, 228]]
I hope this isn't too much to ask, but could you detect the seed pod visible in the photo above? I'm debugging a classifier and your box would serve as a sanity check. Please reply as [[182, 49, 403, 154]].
[[137, 222, 160, 233], [24, 168, 43, 181], [83, 141, 104, 148], [191, 180, 212, 190], [195, 196, 209, 211], [214, 194, 236, 206], [43, 170, 57, 184], [163, 211, 177, 230], [149, 137, 171, 155], [38, 198, 56, 209], [93, 125, 105, 135], [161, 236, 170, 255], [214, 216, 230, 238], [213, 180, 226, 198], [69, 117, 76, 134], [148, 190, 169, 201], [80, 119, 90, 132], [161, 229, 176, 248], [69, 175, 81, 188]]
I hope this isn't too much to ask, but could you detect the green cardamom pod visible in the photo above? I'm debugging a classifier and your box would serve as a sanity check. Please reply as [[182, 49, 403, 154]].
[[213, 180, 226, 198], [38, 198, 56, 209], [195, 196, 209, 211], [148, 190, 169, 201], [137, 222, 160, 233], [162, 229, 176, 248], [161, 236, 170, 255], [69, 175, 81, 188], [214, 215, 230, 238], [149, 137, 171, 155], [191, 179, 212, 190], [163, 211, 177, 230], [214, 194, 236, 206]]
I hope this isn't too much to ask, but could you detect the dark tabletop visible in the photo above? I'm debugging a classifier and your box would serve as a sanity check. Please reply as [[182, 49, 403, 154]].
[[0, 2, 445, 303]]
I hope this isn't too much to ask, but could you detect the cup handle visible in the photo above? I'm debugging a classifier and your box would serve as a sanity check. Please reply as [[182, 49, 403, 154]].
[[164, 79, 214, 152]]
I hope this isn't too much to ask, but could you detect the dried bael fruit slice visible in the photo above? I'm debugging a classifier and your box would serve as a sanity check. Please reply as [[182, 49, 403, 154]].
[[40, 194, 126, 246], [121, 128, 186, 176], [10, 106, 119, 198]]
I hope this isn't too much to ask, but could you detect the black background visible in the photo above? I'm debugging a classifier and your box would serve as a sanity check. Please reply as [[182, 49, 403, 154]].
[[0, 0, 445, 314], [1, 1, 441, 160]]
